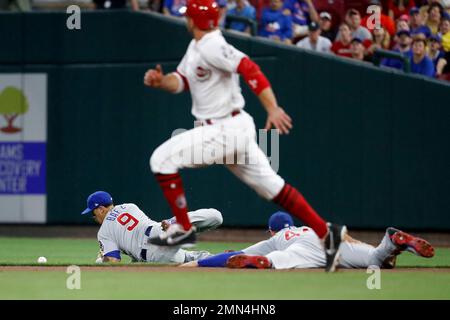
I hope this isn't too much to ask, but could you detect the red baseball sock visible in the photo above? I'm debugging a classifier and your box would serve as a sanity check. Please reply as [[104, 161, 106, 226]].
[[155, 173, 192, 231], [273, 183, 328, 239]]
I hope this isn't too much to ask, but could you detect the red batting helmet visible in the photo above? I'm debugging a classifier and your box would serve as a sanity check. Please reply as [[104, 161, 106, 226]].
[[185, 0, 220, 31]]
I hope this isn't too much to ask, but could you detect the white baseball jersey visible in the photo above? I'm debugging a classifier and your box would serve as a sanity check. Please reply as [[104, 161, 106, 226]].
[[176, 29, 246, 120], [296, 36, 332, 53], [97, 203, 158, 261], [243, 226, 320, 256], [243, 226, 398, 269]]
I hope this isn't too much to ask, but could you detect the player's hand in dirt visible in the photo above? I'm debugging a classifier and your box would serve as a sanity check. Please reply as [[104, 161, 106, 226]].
[[144, 64, 164, 88], [95, 251, 104, 264], [265, 107, 293, 135]]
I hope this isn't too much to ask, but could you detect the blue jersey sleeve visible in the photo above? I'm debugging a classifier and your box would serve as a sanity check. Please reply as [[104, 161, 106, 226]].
[[104, 250, 121, 260], [281, 14, 293, 40], [247, 6, 256, 20], [423, 58, 435, 77], [259, 10, 269, 37], [163, 0, 173, 10]]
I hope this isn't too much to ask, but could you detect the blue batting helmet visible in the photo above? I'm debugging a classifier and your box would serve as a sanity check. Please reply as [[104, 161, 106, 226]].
[[268, 211, 294, 232], [81, 191, 113, 215]]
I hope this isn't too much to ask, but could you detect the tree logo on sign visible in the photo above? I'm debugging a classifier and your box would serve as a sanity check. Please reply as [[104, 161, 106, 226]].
[[0, 87, 29, 134]]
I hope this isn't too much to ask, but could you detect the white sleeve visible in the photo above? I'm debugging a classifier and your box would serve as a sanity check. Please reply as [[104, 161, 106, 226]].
[[200, 41, 246, 73], [325, 39, 332, 52], [97, 229, 120, 258], [173, 52, 190, 94], [176, 52, 189, 77], [172, 72, 185, 94], [98, 238, 120, 257], [322, 38, 332, 53], [242, 238, 276, 256], [296, 39, 307, 49], [176, 40, 193, 77], [364, 27, 373, 41]]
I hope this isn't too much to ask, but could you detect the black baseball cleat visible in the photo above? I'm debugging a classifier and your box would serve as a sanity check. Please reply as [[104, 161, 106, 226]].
[[324, 222, 347, 272], [148, 224, 196, 248]]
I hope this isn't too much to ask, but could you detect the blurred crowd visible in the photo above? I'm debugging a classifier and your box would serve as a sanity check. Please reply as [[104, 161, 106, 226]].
[[2, 0, 450, 81]]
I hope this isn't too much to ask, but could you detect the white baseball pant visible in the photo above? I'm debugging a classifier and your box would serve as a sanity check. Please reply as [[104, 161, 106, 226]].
[[142, 208, 222, 263], [150, 110, 285, 200]]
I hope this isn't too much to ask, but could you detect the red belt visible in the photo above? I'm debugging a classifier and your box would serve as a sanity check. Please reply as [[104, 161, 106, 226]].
[[205, 110, 241, 125]]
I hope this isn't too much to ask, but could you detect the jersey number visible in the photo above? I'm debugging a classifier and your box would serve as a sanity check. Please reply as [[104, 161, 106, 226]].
[[284, 231, 301, 240], [117, 213, 139, 231], [284, 228, 309, 241]]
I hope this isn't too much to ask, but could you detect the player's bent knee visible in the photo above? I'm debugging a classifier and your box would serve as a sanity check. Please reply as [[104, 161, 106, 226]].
[[189, 208, 223, 233], [255, 180, 284, 201], [203, 208, 223, 229], [149, 148, 175, 174], [264, 177, 285, 201], [150, 143, 184, 174], [209, 209, 223, 228], [149, 149, 162, 173], [241, 172, 284, 201]]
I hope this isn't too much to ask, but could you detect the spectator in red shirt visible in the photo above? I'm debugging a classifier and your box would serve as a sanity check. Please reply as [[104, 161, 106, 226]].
[[362, 0, 396, 36], [331, 23, 353, 57], [388, 0, 416, 20]]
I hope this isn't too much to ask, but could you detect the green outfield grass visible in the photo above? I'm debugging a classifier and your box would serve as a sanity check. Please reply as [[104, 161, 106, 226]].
[[0, 237, 449, 299], [0, 237, 250, 266]]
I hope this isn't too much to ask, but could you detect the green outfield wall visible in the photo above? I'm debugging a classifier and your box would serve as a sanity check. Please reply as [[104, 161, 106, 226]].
[[1, 11, 449, 229]]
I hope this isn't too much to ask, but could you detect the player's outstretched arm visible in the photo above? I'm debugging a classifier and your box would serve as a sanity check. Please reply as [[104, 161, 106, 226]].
[[237, 57, 292, 134], [95, 251, 121, 264], [143, 64, 182, 94], [259, 88, 293, 135], [179, 260, 199, 267]]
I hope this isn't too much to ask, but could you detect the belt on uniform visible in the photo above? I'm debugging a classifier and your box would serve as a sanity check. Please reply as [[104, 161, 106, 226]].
[[204, 110, 241, 125], [140, 226, 153, 261]]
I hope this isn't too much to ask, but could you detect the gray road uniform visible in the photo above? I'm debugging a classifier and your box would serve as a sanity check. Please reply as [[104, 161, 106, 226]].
[[97, 203, 222, 263], [243, 226, 397, 269]]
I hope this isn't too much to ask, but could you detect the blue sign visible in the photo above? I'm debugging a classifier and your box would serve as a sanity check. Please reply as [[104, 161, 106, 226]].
[[0, 142, 46, 194]]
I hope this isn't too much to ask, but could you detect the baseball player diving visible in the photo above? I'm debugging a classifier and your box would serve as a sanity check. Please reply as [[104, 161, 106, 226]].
[[143, 0, 346, 272], [181, 211, 435, 270], [81, 191, 222, 263]]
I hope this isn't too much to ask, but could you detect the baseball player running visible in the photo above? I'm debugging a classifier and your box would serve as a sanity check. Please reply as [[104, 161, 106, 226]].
[[81, 191, 222, 263], [144, 0, 346, 272], [181, 211, 435, 270]]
